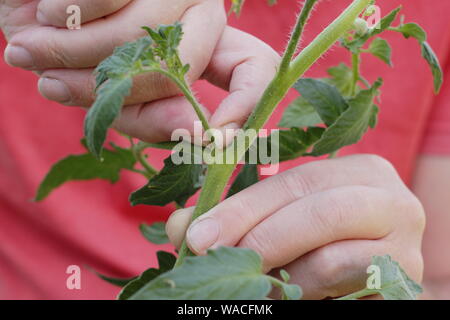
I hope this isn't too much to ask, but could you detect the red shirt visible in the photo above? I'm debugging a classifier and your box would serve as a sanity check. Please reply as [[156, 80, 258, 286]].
[[1, 0, 450, 299]]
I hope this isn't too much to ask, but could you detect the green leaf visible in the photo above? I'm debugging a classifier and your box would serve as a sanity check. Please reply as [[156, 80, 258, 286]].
[[229, 0, 245, 16], [128, 247, 273, 300], [96, 273, 137, 287], [139, 222, 169, 245], [130, 156, 205, 207], [294, 78, 349, 126], [279, 282, 302, 300], [252, 127, 324, 164], [370, 255, 423, 300], [278, 97, 322, 128], [311, 80, 382, 156], [226, 164, 259, 198], [326, 63, 354, 97], [119, 251, 176, 300], [421, 42, 443, 93], [35, 143, 136, 201], [280, 269, 290, 283], [84, 78, 133, 159], [368, 38, 392, 66], [394, 23, 427, 42], [95, 37, 153, 88]]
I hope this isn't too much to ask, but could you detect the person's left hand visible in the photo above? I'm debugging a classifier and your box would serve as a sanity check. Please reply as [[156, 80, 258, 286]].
[[166, 154, 426, 299]]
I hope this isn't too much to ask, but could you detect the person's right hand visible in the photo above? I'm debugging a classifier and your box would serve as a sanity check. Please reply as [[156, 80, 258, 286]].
[[1, 0, 280, 143]]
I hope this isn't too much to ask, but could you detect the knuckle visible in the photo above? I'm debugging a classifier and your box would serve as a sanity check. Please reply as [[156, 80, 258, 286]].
[[309, 247, 347, 295], [395, 192, 426, 232], [359, 154, 397, 176], [278, 168, 314, 199], [239, 227, 276, 269]]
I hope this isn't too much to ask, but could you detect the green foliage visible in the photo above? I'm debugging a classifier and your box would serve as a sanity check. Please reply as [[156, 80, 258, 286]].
[[278, 97, 322, 128], [368, 38, 392, 66], [130, 156, 205, 207], [326, 63, 355, 97], [85, 24, 190, 159], [140, 222, 169, 245], [35, 141, 136, 201], [338, 255, 423, 300], [226, 164, 259, 198], [84, 78, 133, 159], [294, 78, 349, 126], [95, 273, 137, 287], [127, 247, 300, 300], [371, 255, 423, 300], [421, 42, 443, 93], [311, 80, 382, 156], [229, 0, 277, 16], [119, 251, 177, 300]]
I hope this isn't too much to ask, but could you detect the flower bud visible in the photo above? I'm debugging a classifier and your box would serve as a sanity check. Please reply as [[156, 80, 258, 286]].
[[353, 18, 369, 36]]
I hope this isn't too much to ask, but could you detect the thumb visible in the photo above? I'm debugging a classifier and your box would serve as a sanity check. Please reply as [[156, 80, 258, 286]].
[[166, 207, 195, 250], [204, 27, 281, 130]]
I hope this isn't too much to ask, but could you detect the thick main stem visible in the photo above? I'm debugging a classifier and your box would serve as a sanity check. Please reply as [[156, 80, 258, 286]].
[[175, 0, 372, 266]]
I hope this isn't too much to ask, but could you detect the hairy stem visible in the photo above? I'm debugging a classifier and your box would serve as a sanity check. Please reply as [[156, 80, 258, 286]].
[[175, 0, 372, 266], [336, 288, 378, 300], [144, 68, 211, 132], [279, 0, 319, 74]]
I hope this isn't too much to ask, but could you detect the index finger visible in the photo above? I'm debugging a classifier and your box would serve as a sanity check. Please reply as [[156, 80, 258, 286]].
[[185, 155, 400, 254]]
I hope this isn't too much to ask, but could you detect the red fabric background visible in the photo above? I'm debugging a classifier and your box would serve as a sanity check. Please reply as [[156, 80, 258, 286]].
[[0, 0, 449, 299]]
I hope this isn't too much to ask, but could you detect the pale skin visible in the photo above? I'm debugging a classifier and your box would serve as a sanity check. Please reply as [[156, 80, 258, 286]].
[[1, 0, 449, 299]]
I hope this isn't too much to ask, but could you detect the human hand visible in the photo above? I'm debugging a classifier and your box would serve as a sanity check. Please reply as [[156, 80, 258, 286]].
[[166, 155, 426, 299], [2, 0, 280, 142]]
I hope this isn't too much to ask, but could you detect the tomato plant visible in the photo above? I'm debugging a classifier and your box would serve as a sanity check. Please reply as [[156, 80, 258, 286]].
[[36, 0, 442, 300]]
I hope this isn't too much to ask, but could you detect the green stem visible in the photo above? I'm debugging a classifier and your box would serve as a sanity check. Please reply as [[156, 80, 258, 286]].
[[350, 51, 361, 96], [174, 163, 235, 267], [174, 0, 372, 267], [279, 0, 319, 74], [336, 288, 378, 300], [144, 68, 211, 132], [130, 139, 158, 178]]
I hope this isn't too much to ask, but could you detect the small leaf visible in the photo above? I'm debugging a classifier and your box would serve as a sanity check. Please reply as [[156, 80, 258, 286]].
[[130, 156, 205, 207], [35, 143, 136, 201], [326, 63, 354, 97], [279, 282, 302, 300], [119, 251, 176, 300], [278, 97, 322, 128], [421, 42, 443, 93], [311, 80, 382, 156], [84, 78, 133, 158], [95, 37, 153, 88], [368, 38, 392, 66], [294, 79, 349, 126], [370, 255, 423, 300], [128, 247, 273, 300], [280, 269, 290, 283], [226, 164, 259, 198], [96, 273, 137, 287], [140, 222, 169, 245], [229, 0, 245, 16], [394, 23, 427, 42]]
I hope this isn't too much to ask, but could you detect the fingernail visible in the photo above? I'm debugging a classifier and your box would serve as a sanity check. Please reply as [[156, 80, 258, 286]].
[[36, 9, 51, 26], [4, 45, 34, 68], [187, 218, 220, 254], [38, 78, 72, 103]]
